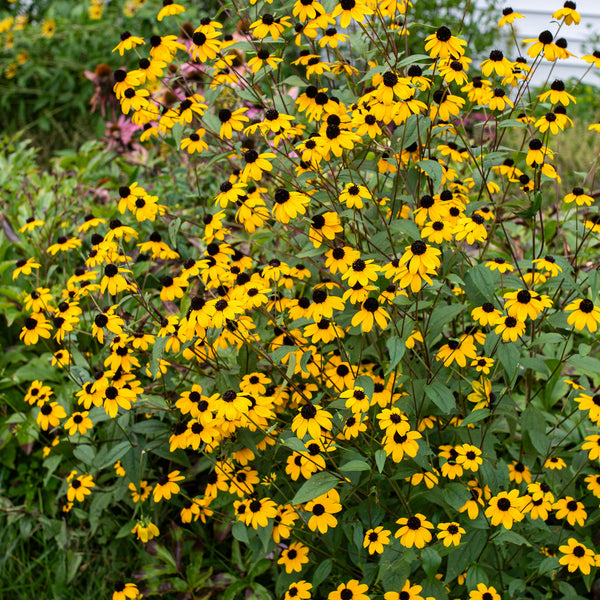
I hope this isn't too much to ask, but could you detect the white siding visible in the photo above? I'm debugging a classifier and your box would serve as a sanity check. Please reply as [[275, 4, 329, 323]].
[[476, 0, 600, 85]]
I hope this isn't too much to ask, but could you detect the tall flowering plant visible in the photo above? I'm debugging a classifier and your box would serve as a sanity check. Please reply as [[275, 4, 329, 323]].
[[4, 0, 600, 598]]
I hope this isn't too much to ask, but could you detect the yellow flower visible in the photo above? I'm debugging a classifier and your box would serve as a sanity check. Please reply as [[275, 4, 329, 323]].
[[363, 526, 391, 554], [131, 520, 159, 542]]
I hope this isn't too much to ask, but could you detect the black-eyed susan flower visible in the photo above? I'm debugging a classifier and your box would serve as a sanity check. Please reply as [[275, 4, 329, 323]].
[[480, 50, 513, 77], [498, 7, 524, 27], [456, 444, 483, 471], [582, 435, 600, 460], [565, 298, 600, 332], [100, 264, 133, 295], [285, 581, 312, 600], [504, 289, 552, 321], [363, 526, 391, 554], [339, 183, 371, 209], [553, 497, 587, 526], [131, 520, 159, 542], [149, 34, 186, 62], [544, 456, 566, 470], [20, 313, 52, 346], [424, 26, 466, 59], [437, 522, 465, 546], [436, 337, 477, 367], [469, 584, 501, 600], [272, 188, 310, 223], [384, 581, 424, 600], [582, 49, 600, 70], [305, 489, 341, 533], [37, 402, 67, 430], [47, 235, 82, 255], [129, 481, 152, 503], [157, 0, 185, 21], [558, 538, 596, 574], [244, 497, 277, 529], [485, 257, 515, 273], [328, 580, 370, 600], [508, 461, 531, 484], [19, 217, 45, 233], [181, 128, 208, 154], [538, 79, 575, 105], [331, 0, 373, 28], [585, 474, 600, 499], [553, 1, 581, 25], [67, 473, 95, 502], [395, 513, 433, 548], [309, 212, 343, 247], [112, 581, 140, 600], [113, 31, 145, 55], [495, 316, 526, 342], [153, 470, 185, 502], [292, 403, 333, 439], [249, 14, 291, 40], [25, 380, 53, 406], [64, 411, 93, 435], [524, 30, 559, 61], [485, 489, 526, 528], [102, 384, 136, 418], [277, 541, 310, 573], [13, 257, 41, 279], [352, 298, 390, 332]]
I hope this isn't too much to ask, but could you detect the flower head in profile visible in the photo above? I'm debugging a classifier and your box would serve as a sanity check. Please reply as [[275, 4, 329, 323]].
[[157, 0, 185, 21], [153, 470, 185, 502], [131, 520, 159, 542]]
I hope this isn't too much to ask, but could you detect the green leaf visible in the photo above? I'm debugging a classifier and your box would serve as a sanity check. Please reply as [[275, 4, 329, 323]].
[[386, 336, 406, 375], [463, 265, 497, 306], [380, 553, 414, 591], [496, 341, 520, 378], [149, 336, 168, 378], [282, 436, 306, 452], [312, 559, 332, 589], [417, 159, 444, 190], [375, 449, 386, 473], [168, 217, 181, 249], [291, 472, 337, 505], [516, 191, 542, 219], [97, 440, 131, 470], [340, 459, 371, 472], [73, 444, 95, 466], [422, 547, 441, 580], [88, 491, 112, 534], [461, 408, 490, 427], [232, 521, 250, 544], [466, 564, 488, 588], [424, 382, 455, 414]]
